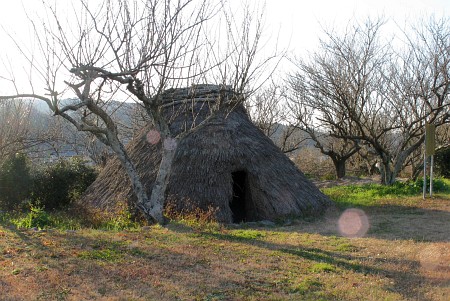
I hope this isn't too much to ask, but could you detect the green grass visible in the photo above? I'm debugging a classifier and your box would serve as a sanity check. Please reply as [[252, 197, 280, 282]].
[[0, 179, 449, 300], [309, 262, 338, 273], [78, 248, 124, 262], [322, 178, 450, 208], [9, 211, 85, 230], [0, 206, 140, 231], [291, 277, 324, 294]]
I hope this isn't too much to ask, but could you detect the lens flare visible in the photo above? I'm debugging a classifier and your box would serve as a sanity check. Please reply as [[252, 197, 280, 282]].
[[146, 130, 161, 145], [338, 208, 369, 238]]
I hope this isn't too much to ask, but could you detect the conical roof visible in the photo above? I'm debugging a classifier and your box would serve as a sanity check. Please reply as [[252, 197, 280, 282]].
[[80, 85, 331, 223]]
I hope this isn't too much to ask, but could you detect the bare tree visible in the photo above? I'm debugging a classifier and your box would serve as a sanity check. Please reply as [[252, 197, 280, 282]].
[[0, 99, 97, 164], [361, 17, 450, 184], [286, 17, 384, 179], [247, 83, 307, 153], [0, 99, 33, 161], [0, 0, 273, 223], [286, 86, 361, 179], [25, 111, 106, 164], [288, 17, 449, 184]]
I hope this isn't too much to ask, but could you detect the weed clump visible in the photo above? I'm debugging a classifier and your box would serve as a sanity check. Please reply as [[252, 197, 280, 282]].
[[14, 205, 52, 229], [94, 206, 140, 231], [165, 201, 222, 232], [309, 263, 337, 273]]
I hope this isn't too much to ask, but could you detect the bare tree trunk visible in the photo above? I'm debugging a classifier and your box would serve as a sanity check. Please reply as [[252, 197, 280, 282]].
[[145, 140, 177, 224], [332, 158, 347, 179], [379, 161, 396, 185], [108, 136, 159, 223], [379, 139, 424, 185]]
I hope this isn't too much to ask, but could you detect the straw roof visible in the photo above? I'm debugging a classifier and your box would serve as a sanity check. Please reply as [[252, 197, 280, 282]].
[[80, 85, 331, 223]]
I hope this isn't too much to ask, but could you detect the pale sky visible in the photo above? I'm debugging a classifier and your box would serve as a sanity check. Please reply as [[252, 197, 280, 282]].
[[2, 0, 448, 51], [264, 0, 449, 52], [0, 0, 449, 94]]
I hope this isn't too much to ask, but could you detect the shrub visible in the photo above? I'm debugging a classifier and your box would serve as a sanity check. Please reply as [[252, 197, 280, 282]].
[[30, 158, 97, 210], [15, 205, 53, 229], [412, 177, 450, 193], [0, 153, 32, 210], [435, 147, 450, 178]]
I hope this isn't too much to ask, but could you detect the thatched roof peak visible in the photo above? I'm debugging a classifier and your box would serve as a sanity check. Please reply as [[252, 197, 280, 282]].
[[157, 84, 238, 106]]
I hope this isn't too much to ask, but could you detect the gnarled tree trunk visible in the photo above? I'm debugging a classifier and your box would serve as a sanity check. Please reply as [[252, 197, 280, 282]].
[[145, 139, 178, 224]]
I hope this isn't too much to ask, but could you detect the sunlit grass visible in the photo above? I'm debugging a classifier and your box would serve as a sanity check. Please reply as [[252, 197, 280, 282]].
[[322, 178, 450, 208], [0, 179, 449, 300], [0, 206, 141, 231]]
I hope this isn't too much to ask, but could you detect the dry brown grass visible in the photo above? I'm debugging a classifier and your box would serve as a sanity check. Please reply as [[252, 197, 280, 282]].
[[1, 194, 449, 300]]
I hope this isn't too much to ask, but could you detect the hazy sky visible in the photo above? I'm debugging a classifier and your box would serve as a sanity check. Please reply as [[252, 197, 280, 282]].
[[2, 0, 448, 52], [264, 0, 449, 53], [0, 0, 448, 93]]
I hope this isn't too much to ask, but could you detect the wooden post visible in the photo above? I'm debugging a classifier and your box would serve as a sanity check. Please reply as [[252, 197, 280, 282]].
[[430, 155, 434, 197], [423, 152, 427, 200], [424, 124, 435, 200]]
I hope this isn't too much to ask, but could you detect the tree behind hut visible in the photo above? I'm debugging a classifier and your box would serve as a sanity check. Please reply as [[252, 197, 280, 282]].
[[287, 17, 449, 185]]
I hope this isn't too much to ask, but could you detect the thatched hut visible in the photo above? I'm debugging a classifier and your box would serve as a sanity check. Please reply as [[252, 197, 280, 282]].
[[80, 85, 331, 223]]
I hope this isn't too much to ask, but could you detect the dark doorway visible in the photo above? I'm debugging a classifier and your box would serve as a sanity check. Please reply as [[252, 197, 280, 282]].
[[230, 170, 247, 223]]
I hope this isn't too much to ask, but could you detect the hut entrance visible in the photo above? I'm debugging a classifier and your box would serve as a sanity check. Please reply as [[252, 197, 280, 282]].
[[230, 170, 248, 223]]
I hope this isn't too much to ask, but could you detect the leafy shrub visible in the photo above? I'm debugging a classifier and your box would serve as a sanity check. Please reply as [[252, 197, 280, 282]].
[[412, 177, 450, 193], [30, 158, 97, 210], [435, 147, 450, 177], [0, 153, 32, 210], [15, 205, 52, 229]]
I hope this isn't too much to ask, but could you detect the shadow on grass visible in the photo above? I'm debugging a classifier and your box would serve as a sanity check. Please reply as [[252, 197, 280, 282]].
[[1, 194, 448, 301], [270, 197, 450, 243], [0, 226, 184, 300], [0, 218, 441, 301], [202, 231, 431, 301]]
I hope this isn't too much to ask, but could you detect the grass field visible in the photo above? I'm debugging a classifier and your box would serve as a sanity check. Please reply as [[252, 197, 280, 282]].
[[0, 179, 449, 300]]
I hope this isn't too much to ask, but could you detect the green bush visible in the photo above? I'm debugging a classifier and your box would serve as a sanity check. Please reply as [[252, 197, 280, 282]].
[[30, 158, 97, 210], [15, 205, 53, 229], [0, 153, 32, 210], [412, 177, 450, 193], [435, 147, 450, 178]]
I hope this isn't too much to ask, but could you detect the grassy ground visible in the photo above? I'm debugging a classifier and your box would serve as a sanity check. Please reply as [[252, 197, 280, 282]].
[[0, 180, 449, 300]]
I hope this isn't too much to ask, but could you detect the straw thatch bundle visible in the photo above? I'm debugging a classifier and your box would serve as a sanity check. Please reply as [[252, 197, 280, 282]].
[[80, 85, 331, 223]]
